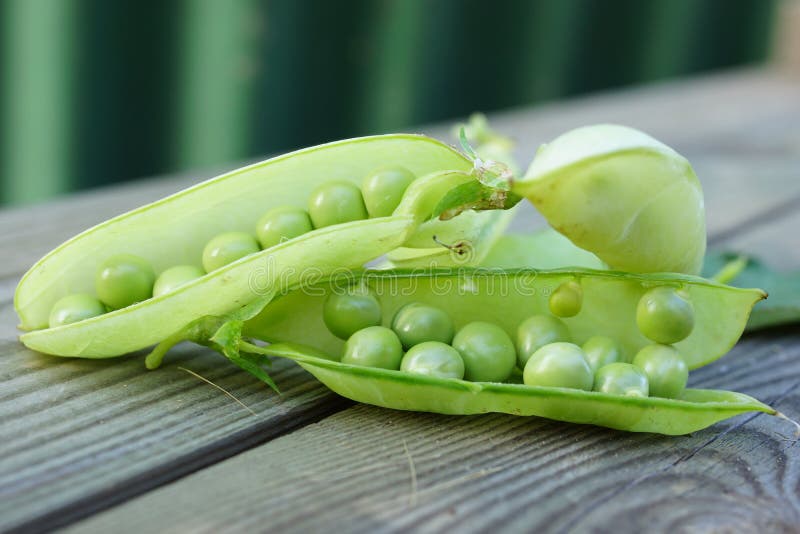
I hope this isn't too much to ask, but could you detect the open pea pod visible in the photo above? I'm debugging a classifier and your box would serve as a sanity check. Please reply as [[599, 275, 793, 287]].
[[223, 268, 773, 435], [243, 344, 773, 435], [15, 135, 511, 358], [246, 268, 763, 370]]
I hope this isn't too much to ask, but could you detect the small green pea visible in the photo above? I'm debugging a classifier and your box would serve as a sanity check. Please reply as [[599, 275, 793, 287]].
[[202, 232, 260, 272], [95, 254, 156, 310], [391, 302, 454, 350], [636, 286, 695, 344], [632, 344, 688, 399], [256, 206, 313, 249], [582, 336, 622, 372], [452, 321, 516, 382], [593, 363, 649, 397], [516, 315, 571, 368], [323, 286, 382, 340], [400, 341, 465, 379], [341, 326, 403, 370], [49, 294, 106, 328], [153, 265, 205, 297], [523, 342, 593, 390], [308, 181, 368, 228], [361, 166, 416, 218], [548, 280, 583, 318]]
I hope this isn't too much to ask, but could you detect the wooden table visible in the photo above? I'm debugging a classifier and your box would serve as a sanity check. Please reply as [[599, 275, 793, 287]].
[[2, 68, 800, 534]]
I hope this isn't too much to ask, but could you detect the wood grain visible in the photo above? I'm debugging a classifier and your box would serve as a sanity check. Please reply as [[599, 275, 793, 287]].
[[0, 342, 347, 533], [1, 68, 799, 533], [65, 333, 800, 534]]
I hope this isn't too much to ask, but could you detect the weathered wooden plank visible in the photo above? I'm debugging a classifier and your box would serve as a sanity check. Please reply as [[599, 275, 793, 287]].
[[0, 341, 347, 533], [64, 332, 800, 534], [2, 68, 799, 533]]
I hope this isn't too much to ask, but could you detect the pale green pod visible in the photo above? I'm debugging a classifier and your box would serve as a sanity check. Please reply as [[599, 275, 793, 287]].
[[227, 268, 773, 435], [515, 125, 706, 274], [15, 135, 510, 358]]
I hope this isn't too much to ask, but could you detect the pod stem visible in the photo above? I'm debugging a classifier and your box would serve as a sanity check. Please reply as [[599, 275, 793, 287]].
[[711, 255, 749, 285]]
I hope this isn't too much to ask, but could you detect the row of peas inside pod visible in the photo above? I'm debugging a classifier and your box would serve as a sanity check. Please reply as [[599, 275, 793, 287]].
[[315, 279, 691, 399], [230, 267, 778, 436], [48, 167, 419, 329]]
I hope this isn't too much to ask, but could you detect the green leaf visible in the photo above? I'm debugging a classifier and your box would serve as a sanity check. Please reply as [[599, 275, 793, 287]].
[[459, 127, 477, 159], [433, 181, 522, 221], [703, 252, 800, 331], [211, 319, 279, 393]]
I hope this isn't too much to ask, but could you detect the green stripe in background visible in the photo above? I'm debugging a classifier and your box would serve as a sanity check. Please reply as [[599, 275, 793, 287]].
[[1, 0, 77, 205], [72, 0, 180, 191], [359, 0, 429, 134], [174, 0, 262, 170]]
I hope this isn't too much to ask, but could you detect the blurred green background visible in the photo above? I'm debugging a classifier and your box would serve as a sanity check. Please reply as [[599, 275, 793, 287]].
[[0, 0, 776, 206]]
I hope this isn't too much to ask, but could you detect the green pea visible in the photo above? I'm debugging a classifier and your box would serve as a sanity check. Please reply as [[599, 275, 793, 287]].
[[49, 294, 106, 328], [452, 321, 516, 382], [202, 232, 260, 272], [153, 265, 205, 298], [95, 254, 156, 310], [582, 335, 622, 372], [632, 344, 688, 399], [323, 285, 382, 340], [341, 326, 403, 370], [391, 302, 454, 350], [593, 363, 649, 397], [256, 206, 313, 249], [400, 341, 465, 379], [516, 314, 571, 368], [308, 181, 368, 228], [548, 280, 583, 318], [523, 342, 593, 390], [636, 286, 695, 344], [361, 166, 416, 218]]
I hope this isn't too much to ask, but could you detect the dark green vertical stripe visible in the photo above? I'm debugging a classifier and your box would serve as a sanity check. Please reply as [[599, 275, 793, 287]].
[[1, 0, 76, 204], [639, 0, 704, 81], [513, 0, 586, 104], [174, 0, 262, 169], [359, 0, 429, 133], [72, 0, 179, 190]]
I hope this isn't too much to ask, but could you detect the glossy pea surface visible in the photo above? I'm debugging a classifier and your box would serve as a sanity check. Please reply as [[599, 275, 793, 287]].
[[153, 265, 205, 297], [400, 341, 465, 379], [593, 363, 649, 397], [633, 344, 688, 399], [636, 286, 695, 344], [523, 342, 593, 390], [361, 166, 416, 218], [582, 336, 622, 372], [549, 280, 583, 318], [323, 286, 382, 340], [48, 294, 106, 328], [256, 206, 313, 249], [391, 302, 454, 349], [95, 254, 155, 310], [452, 321, 516, 382], [341, 326, 403, 370], [308, 181, 368, 228], [202, 232, 260, 272], [516, 314, 571, 368]]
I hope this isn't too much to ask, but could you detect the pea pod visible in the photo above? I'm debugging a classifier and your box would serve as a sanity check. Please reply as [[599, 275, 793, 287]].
[[15, 135, 512, 358], [438, 125, 706, 275], [243, 344, 773, 435], [195, 268, 772, 435], [514, 125, 706, 275], [246, 268, 763, 369]]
